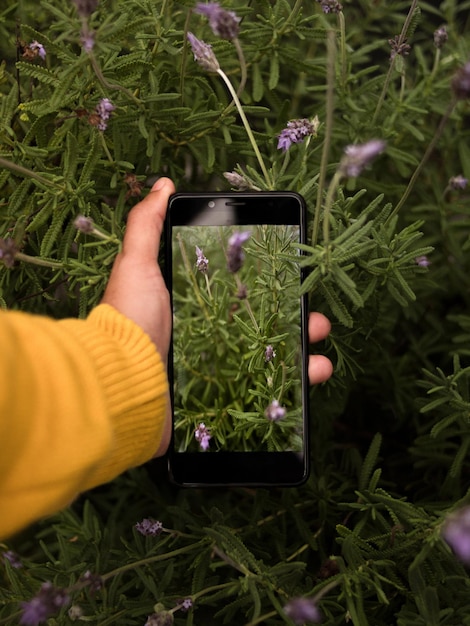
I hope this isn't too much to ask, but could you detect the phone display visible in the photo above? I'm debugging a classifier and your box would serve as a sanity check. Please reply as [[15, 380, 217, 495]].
[[164, 192, 309, 486]]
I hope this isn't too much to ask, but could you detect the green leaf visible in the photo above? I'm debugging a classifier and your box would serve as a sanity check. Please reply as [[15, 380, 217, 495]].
[[268, 54, 280, 91], [359, 433, 382, 490], [320, 279, 354, 327]]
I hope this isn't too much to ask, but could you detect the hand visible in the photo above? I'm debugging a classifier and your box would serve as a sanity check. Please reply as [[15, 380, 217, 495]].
[[101, 177, 175, 455], [102, 177, 333, 459], [308, 312, 333, 384]]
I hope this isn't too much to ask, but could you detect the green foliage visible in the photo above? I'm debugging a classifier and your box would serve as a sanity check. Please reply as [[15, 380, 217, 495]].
[[1, 0, 470, 624]]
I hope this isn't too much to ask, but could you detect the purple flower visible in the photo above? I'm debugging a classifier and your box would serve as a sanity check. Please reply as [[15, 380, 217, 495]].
[[224, 171, 252, 190], [20, 582, 70, 625], [415, 255, 431, 268], [449, 175, 468, 190], [177, 598, 193, 612], [29, 41, 46, 60], [451, 60, 470, 100], [283, 597, 321, 624], [187, 32, 220, 73], [442, 506, 470, 564], [265, 345, 276, 362], [194, 422, 211, 451], [2, 550, 22, 568], [94, 98, 115, 131], [315, 0, 342, 13], [434, 25, 448, 49], [80, 571, 103, 593], [195, 2, 241, 40], [195, 246, 209, 273], [389, 35, 411, 61], [277, 117, 319, 152], [73, 214, 95, 234], [135, 518, 163, 537], [227, 230, 251, 273], [339, 139, 386, 178], [265, 399, 286, 422], [80, 28, 95, 52], [0, 237, 18, 268]]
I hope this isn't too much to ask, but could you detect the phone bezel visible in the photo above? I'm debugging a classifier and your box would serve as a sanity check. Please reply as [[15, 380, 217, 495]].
[[163, 191, 310, 487]]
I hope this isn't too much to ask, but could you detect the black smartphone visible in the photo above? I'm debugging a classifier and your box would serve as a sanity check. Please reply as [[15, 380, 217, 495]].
[[164, 192, 309, 487]]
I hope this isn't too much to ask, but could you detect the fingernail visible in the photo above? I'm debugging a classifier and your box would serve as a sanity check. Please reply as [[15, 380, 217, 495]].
[[152, 177, 167, 192]]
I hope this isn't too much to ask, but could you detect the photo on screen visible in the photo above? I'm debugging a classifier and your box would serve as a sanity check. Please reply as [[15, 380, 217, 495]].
[[171, 223, 304, 454]]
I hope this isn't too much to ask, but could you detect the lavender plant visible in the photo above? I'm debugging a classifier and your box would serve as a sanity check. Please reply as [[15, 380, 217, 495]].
[[1, 0, 470, 624]]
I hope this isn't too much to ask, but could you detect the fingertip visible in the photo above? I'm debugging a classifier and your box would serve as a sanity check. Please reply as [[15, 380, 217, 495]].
[[308, 312, 331, 343], [151, 177, 176, 194], [309, 354, 334, 385]]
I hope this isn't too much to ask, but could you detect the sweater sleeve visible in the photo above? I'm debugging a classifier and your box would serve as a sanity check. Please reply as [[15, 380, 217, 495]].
[[0, 304, 168, 540]]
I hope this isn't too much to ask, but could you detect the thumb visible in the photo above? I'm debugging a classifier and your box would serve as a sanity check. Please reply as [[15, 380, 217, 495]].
[[121, 177, 176, 261]]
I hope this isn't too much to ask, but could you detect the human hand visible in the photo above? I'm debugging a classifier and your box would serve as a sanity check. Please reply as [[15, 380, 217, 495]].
[[308, 312, 333, 384], [102, 177, 333, 459], [101, 177, 175, 455]]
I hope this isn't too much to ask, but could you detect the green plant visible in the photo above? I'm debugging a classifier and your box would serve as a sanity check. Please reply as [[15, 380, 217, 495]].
[[1, 0, 470, 623]]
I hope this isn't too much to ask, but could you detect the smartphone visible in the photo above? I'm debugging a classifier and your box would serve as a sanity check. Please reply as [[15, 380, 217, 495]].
[[163, 192, 309, 487]]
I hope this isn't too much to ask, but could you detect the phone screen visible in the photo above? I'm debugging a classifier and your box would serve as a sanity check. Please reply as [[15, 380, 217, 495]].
[[163, 192, 309, 486]]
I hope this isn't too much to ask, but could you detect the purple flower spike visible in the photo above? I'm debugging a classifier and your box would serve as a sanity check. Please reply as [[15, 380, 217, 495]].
[[284, 597, 321, 624], [81, 28, 95, 52], [449, 175, 468, 190], [195, 246, 209, 273], [195, 2, 241, 40], [316, 0, 343, 14], [187, 32, 220, 72], [339, 139, 386, 178], [415, 255, 431, 268], [265, 399, 286, 422], [434, 25, 448, 49], [277, 118, 319, 152], [195, 422, 211, 450], [265, 345, 276, 362], [178, 598, 193, 612], [227, 230, 251, 273], [451, 60, 470, 100], [20, 582, 70, 626], [0, 237, 18, 268], [89, 98, 115, 131], [135, 518, 163, 537], [29, 41, 46, 60], [442, 506, 470, 564], [74, 214, 95, 234], [2, 550, 22, 568]]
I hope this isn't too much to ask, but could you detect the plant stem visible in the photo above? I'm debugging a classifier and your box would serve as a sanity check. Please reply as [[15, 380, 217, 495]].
[[204, 272, 212, 299], [101, 542, 202, 582], [233, 37, 247, 97], [388, 98, 456, 222], [427, 47, 441, 93], [217, 68, 272, 188], [15, 252, 63, 269], [372, 0, 419, 124], [337, 11, 347, 90], [322, 173, 343, 243], [0, 157, 64, 190], [312, 30, 336, 246]]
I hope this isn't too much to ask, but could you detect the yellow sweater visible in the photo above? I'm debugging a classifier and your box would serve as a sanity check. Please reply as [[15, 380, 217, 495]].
[[0, 303, 168, 540]]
